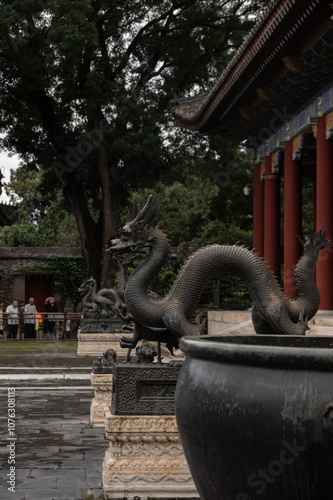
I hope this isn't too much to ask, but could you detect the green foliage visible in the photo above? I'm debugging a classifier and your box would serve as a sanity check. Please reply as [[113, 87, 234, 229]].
[[131, 147, 254, 248], [217, 273, 252, 310], [0, 0, 269, 283], [151, 267, 175, 296], [2, 167, 81, 247], [302, 177, 315, 237], [0, 219, 39, 247], [20, 257, 87, 307], [127, 148, 254, 305]]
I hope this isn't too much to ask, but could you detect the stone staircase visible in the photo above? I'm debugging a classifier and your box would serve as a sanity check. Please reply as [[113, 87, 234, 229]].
[[208, 310, 333, 336]]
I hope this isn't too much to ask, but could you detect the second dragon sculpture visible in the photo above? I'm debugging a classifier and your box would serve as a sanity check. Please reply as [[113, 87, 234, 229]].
[[107, 195, 330, 350]]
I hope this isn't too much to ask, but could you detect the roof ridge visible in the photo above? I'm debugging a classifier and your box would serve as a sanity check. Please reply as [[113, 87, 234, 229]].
[[174, 0, 303, 125]]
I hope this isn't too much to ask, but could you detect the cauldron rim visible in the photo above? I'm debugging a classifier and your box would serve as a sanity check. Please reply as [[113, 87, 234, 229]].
[[179, 334, 333, 370]]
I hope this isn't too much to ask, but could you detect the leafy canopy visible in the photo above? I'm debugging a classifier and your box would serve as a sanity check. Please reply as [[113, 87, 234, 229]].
[[1, 167, 81, 247], [132, 145, 254, 248], [0, 0, 269, 283]]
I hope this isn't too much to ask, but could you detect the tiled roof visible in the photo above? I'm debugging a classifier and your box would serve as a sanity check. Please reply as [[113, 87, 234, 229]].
[[174, 0, 326, 131]]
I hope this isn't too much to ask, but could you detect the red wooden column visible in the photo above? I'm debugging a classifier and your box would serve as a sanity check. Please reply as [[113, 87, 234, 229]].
[[284, 140, 302, 298], [264, 155, 280, 278], [253, 162, 264, 257], [316, 115, 333, 310]]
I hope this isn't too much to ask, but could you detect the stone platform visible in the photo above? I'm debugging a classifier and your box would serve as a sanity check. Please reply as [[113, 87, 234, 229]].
[[90, 372, 113, 428], [208, 309, 333, 336], [77, 332, 138, 357], [103, 409, 199, 500]]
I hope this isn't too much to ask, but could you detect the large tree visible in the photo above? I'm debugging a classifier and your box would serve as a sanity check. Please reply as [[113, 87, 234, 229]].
[[0, 0, 269, 286]]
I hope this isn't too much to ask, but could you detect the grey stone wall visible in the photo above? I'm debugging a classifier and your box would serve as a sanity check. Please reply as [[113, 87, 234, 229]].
[[0, 247, 81, 304]]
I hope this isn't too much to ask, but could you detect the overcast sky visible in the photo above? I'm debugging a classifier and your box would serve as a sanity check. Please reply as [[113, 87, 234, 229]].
[[0, 150, 20, 203]]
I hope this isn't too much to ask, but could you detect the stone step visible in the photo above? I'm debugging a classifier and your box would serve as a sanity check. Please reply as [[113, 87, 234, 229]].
[[307, 320, 333, 336], [208, 310, 333, 336], [0, 366, 91, 374], [0, 372, 91, 381]]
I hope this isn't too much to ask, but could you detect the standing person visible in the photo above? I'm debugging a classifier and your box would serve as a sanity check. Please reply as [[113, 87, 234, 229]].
[[18, 303, 25, 340], [6, 299, 19, 340], [24, 297, 37, 340], [64, 317, 71, 340], [0, 301, 4, 339], [43, 297, 59, 340]]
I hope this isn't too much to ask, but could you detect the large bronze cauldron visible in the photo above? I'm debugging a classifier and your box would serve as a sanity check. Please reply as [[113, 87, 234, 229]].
[[175, 335, 333, 500]]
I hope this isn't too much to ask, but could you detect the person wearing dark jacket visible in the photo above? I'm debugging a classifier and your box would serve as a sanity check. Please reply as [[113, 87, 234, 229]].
[[43, 297, 59, 340]]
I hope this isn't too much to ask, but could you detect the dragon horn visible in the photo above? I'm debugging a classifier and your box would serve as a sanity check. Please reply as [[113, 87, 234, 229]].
[[126, 206, 133, 223], [129, 195, 153, 226], [146, 205, 162, 229], [127, 201, 140, 223]]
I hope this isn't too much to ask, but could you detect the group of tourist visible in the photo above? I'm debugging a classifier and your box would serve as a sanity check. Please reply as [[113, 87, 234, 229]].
[[0, 296, 70, 340]]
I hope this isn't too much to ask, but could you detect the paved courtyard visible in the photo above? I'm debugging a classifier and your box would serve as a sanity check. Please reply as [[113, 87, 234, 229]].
[[0, 341, 107, 500]]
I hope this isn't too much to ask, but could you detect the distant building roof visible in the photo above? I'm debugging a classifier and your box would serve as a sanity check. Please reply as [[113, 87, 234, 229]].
[[174, 0, 333, 141]]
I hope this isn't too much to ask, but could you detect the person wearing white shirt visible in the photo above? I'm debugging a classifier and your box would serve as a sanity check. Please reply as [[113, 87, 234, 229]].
[[24, 297, 37, 340], [6, 299, 19, 340]]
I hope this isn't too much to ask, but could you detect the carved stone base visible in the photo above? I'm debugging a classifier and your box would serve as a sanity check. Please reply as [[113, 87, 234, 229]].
[[77, 332, 136, 357], [102, 408, 199, 499], [90, 373, 113, 428]]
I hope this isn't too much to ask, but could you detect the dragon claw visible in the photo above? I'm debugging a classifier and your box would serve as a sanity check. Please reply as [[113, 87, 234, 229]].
[[195, 313, 207, 334], [296, 234, 305, 247], [297, 310, 309, 334], [120, 337, 136, 348], [314, 228, 331, 250], [297, 228, 331, 251]]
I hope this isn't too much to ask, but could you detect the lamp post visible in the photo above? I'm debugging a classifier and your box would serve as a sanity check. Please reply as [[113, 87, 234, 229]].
[[243, 183, 253, 196]]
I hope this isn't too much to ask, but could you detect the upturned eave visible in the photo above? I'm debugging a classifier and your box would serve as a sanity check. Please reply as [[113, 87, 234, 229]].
[[174, 0, 333, 137]]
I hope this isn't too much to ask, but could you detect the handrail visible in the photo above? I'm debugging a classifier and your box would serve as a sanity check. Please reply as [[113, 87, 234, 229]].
[[0, 310, 82, 339]]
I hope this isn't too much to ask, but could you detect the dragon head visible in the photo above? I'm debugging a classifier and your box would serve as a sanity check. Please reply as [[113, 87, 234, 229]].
[[78, 277, 95, 295], [107, 195, 161, 265]]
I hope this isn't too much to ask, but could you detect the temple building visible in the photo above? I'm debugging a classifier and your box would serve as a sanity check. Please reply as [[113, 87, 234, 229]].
[[174, 0, 333, 310]]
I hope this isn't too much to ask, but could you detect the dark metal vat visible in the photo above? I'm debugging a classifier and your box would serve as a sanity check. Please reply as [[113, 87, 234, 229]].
[[175, 335, 333, 500]]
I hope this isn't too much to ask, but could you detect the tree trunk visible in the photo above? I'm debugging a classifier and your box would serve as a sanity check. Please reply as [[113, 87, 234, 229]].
[[97, 155, 122, 288]]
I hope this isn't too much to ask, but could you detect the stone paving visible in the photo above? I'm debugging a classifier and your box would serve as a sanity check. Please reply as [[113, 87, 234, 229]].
[[0, 341, 108, 500], [0, 340, 192, 500]]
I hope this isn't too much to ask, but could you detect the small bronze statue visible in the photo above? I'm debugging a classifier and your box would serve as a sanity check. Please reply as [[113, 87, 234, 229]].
[[92, 349, 117, 374]]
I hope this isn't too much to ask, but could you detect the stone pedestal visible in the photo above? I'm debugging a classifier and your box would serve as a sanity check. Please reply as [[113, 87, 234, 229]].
[[90, 373, 113, 428], [103, 408, 199, 499], [77, 332, 137, 357]]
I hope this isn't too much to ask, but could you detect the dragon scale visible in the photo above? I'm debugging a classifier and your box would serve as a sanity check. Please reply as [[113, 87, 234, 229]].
[[124, 229, 322, 337], [108, 196, 330, 346]]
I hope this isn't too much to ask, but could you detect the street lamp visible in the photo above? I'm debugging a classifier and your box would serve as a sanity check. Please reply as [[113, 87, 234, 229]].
[[243, 183, 253, 196]]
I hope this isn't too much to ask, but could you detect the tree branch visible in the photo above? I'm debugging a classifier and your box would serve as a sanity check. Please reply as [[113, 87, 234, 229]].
[[114, 0, 198, 75]]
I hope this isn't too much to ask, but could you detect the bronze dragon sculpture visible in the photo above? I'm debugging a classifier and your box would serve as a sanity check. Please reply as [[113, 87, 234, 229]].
[[107, 195, 330, 350], [78, 277, 126, 323]]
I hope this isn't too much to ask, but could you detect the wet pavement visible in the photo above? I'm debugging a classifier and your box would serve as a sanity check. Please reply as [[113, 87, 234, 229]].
[[0, 341, 107, 500], [0, 340, 94, 368]]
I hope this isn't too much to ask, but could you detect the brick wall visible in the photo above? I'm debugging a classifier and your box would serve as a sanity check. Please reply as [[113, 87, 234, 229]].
[[0, 247, 81, 307]]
